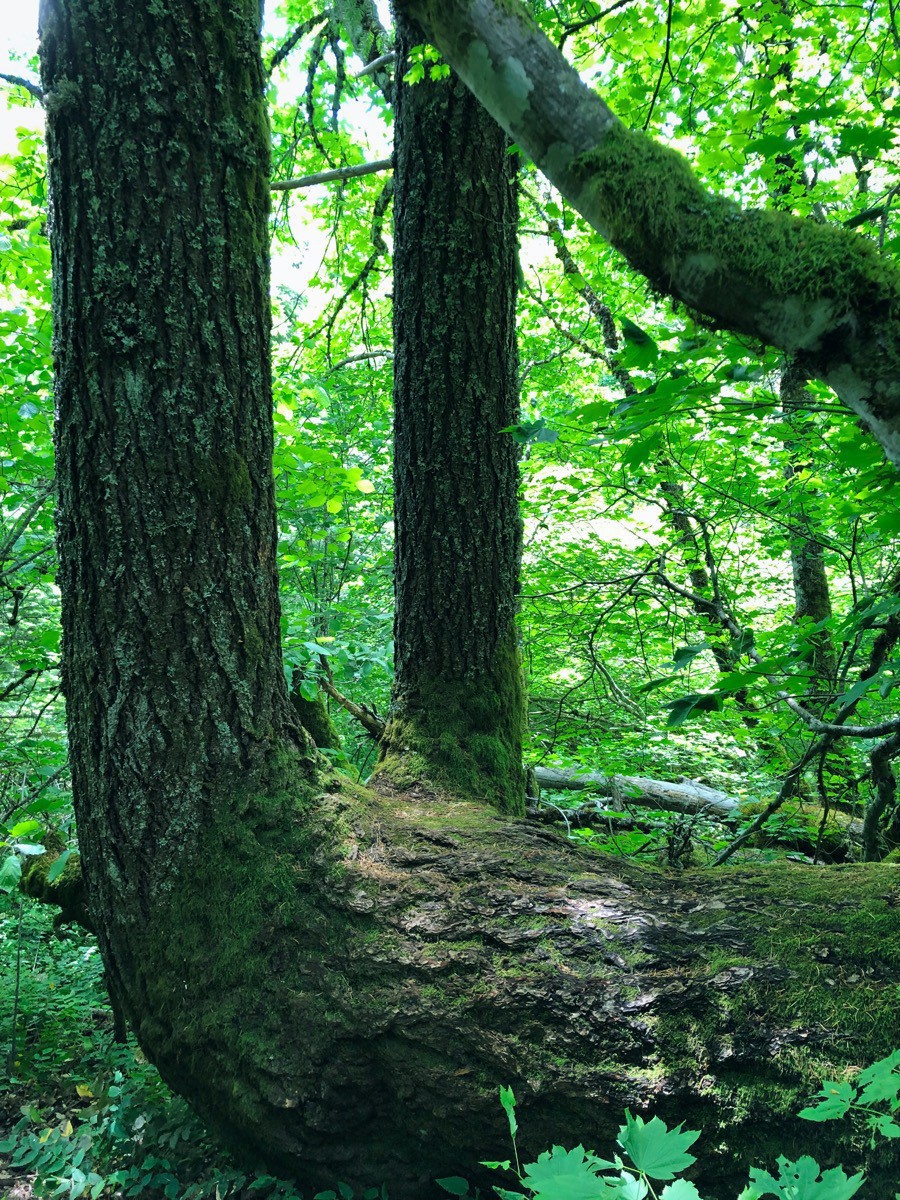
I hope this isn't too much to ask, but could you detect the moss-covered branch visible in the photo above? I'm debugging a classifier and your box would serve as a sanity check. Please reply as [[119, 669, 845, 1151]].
[[398, 0, 900, 466]]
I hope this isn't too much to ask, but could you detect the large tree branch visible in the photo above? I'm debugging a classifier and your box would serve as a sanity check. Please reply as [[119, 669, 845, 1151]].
[[400, 0, 900, 465]]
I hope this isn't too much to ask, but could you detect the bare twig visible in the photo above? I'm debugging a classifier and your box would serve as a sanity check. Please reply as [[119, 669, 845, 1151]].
[[272, 157, 392, 191]]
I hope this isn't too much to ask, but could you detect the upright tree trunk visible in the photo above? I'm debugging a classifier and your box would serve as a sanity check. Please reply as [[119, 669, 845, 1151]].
[[40, 0, 316, 1098], [375, 13, 526, 813], [780, 361, 837, 698]]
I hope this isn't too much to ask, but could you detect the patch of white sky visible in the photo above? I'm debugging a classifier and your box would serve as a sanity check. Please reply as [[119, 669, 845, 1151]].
[[0, 0, 41, 153]]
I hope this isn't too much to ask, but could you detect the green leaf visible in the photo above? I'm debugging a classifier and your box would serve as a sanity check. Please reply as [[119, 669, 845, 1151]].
[[670, 643, 709, 670], [872, 1115, 900, 1138], [747, 1156, 864, 1199], [620, 317, 655, 347], [838, 677, 875, 707], [660, 1183, 705, 1200], [666, 693, 722, 727], [499, 1086, 517, 1140], [636, 676, 672, 696], [303, 641, 337, 656], [501, 419, 557, 445], [616, 1177, 649, 1200], [798, 1081, 856, 1121], [731, 629, 756, 658], [299, 680, 319, 703], [436, 1179, 470, 1196], [520, 1146, 619, 1199], [856, 1050, 900, 1105], [617, 1112, 699, 1180], [47, 847, 74, 883]]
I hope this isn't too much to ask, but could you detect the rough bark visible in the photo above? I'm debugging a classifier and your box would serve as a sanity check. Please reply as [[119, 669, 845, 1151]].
[[39, 4, 900, 1198], [399, 0, 900, 466], [40, 0, 316, 1081], [374, 11, 526, 813], [20, 789, 900, 1197]]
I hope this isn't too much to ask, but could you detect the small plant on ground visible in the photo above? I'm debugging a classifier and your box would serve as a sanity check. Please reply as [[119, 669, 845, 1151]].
[[437, 1055, 900, 1200]]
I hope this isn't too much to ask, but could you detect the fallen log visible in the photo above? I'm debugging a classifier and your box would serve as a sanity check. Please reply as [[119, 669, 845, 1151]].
[[534, 765, 742, 818]]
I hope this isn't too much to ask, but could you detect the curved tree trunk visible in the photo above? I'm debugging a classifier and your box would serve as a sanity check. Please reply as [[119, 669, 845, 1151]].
[[39, 4, 900, 1199], [40, 0, 316, 1082], [375, 11, 526, 813]]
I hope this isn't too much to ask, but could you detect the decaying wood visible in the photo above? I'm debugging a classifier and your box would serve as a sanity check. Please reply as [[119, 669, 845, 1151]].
[[534, 765, 741, 818]]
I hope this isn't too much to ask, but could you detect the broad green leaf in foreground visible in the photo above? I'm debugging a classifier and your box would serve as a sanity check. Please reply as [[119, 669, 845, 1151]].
[[519, 1146, 621, 1200], [617, 1113, 699, 1180], [747, 1156, 864, 1200]]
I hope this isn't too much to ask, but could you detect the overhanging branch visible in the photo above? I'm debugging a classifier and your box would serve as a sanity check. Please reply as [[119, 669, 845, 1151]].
[[399, 0, 900, 465]]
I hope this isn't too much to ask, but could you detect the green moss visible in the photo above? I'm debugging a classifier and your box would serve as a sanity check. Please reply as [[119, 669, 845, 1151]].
[[290, 686, 342, 751], [574, 122, 900, 360], [194, 448, 252, 514], [20, 842, 91, 930], [374, 627, 526, 814]]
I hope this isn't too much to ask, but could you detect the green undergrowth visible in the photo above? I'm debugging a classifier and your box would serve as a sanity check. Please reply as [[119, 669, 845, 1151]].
[[0, 900, 313, 1200], [537, 789, 860, 867], [439, 1064, 900, 1200]]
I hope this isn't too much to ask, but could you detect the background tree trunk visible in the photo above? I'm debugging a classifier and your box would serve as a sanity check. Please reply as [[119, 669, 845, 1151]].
[[374, 11, 526, 814]]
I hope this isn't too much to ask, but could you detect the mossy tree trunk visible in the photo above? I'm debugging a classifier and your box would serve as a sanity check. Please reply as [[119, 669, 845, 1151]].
[[374, 11, 526, 814], [40, 4, 900, 1198]]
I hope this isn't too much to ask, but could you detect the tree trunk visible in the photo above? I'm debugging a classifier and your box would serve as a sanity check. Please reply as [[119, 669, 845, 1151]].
[[781, 361, 837, 695], [40, 0, 316, 1102], [20, 790, 900, 1197], [375, 11, 526, 813], [39, 4, 900, 1198], [533, 766, 742, 818]]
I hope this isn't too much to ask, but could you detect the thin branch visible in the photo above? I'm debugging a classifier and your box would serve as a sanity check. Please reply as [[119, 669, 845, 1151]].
[[0, 73, 43, 102], [268, 15, 326, 74], [0, 668, 42, 703], [653, 569, 900, 737], [318, 656, 385, 740], [559, 0, 635, 48], [326, 349, 393, 372], [642, 0, 675, 131], [272, 157, 392, 191], [0, 481, 54, 564], [356, 52, 396, 79]]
